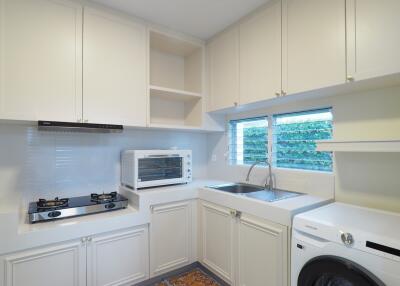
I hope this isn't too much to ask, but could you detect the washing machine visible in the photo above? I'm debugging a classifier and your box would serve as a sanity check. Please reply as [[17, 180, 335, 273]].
[[291, 202, 400, 286]]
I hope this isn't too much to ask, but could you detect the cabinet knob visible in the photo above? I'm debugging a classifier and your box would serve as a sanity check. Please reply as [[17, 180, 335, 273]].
[[81, 237, 87, 243], [281, 91, 287, 96], [347, 76, 354, 82], [275, 92, 281, 97], [84, 119, 89, 123], [87, 237, 92, 242], [233, 102, 238, 107]]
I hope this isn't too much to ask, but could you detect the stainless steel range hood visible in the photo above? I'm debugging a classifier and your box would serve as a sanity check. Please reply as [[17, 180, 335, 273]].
[[38, 121, 123, 133]]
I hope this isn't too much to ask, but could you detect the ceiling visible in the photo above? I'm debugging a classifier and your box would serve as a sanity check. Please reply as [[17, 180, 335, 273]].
[[90, 0, 269, 40]]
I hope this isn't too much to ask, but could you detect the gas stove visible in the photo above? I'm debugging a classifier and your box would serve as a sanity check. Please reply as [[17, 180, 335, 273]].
[[28, 192, 128, 223]]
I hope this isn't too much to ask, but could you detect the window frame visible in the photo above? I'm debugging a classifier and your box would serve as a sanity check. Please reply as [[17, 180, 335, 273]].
[[227, 107, 333, 173], [228, 116, 269, 166]]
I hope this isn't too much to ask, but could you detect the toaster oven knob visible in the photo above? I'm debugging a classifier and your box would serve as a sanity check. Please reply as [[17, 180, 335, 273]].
[[48, 211, 62, 218]]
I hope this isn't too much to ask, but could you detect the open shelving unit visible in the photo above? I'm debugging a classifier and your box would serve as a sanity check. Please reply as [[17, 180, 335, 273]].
[[316, 140, 400, 152], [148, 30, 204, 128]]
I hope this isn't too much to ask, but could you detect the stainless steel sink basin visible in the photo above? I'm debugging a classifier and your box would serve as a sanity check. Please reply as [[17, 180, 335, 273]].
[[207, 183, 303, 202], [208, 183, 266, 194]]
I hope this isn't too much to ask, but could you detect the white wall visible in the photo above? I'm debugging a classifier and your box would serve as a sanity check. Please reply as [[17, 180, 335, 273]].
[[207, 85, 400, 212], [0, 124, 208, 204]]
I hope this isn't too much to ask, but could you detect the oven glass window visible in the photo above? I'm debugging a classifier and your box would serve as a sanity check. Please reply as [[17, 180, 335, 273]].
[[138, 157, 183, 182]]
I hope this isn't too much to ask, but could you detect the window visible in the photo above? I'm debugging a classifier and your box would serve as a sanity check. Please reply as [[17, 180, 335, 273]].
[[273, 109, 333, 172], [229, 117, 268, 166], [228, 109, 333, 172]]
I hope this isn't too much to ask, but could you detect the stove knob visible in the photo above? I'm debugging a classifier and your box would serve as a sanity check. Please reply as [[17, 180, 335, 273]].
[[48, 211, 61, 218], [105, 203, 115, 209], [341, 232, 354, 246]]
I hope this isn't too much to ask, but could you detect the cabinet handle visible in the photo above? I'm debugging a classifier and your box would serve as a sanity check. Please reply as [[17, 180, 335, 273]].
[[281, 91, 287, 96], [275, 92, 281, 97], [347, 76, 354, 82], [235, 211, 242, 219], [229, 210, 236, 217]]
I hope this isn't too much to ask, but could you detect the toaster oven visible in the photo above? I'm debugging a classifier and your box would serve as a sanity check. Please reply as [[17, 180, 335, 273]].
[[121, 150, 192, 189]]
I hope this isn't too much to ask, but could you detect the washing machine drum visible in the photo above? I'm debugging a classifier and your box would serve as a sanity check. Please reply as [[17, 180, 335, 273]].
[[298, 256, 385, 286]]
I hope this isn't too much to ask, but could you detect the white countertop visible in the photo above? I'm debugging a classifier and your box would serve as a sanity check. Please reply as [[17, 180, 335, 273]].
[[124, 179, 332, 227], [0, 179, 332, 255]]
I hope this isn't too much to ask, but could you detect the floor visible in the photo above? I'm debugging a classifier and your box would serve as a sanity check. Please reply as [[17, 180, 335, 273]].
[[136, 263, 228, 286], [155, 268, 220, 286]]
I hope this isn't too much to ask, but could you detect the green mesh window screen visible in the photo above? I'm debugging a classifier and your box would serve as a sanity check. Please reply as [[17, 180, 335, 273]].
[[273, 109, 333, 172]]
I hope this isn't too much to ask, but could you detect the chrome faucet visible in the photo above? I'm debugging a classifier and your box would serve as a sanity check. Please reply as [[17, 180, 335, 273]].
[[245, 160, 274, 191]]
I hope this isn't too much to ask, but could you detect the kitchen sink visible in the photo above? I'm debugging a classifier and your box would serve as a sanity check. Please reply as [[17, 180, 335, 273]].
[[207, 183, 303, 202], [208, 183, 266, 194]]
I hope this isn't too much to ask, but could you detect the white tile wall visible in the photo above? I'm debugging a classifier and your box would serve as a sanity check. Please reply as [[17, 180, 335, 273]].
[[0, 123, 208, 203]]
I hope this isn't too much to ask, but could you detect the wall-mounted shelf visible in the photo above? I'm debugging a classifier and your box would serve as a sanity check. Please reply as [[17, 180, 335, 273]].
[[149, 85, 202, 101], [148, 29, 204, 129], [149, 30, 203, 94], [316, 140, 400, 152]]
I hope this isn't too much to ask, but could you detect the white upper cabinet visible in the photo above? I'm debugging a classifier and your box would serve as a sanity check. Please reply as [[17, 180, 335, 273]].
[[0, 0, 82, 122], [346, 0, 400, 81], [282, 0, 346, 95], [207, 27, 240, 111], [239, 0, 282, 104], [83, 8, 147, 126]]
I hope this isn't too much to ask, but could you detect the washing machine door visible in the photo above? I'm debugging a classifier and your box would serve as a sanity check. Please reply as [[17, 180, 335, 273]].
[[298, 256, 385, 286]]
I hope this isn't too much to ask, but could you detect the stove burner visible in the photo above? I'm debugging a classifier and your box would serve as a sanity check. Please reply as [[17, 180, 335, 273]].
[[37, 197, 69, 210], [91, 192, 117, 203]]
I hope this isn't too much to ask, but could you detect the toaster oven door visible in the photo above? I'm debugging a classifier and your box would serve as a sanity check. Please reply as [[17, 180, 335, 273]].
[[137, 156, 183, 185]]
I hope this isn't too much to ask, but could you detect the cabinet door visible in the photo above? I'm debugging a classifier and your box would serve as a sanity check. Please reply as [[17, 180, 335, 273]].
[[83, 8, 147, 126], [208, 28, 240, 111], [237, 213, 288, 286], [346, 0, 400, 81], [150, 201, 193, 277], [282, 0, 346, 95], [0, 0, 82, 122], [87, 227, 149, 286], [199, 201, 234, 284], [240, 0, 282, 105], [0, 240, 86, 286]]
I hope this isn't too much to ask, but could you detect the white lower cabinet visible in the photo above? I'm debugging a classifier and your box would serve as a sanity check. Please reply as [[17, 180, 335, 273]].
[[237, 213, 288, 286], [149, 200, 195, 277], [0, 226, 149, 286], [0, 240, 86, 286], [199, 200, 288, 286], [199, 201, 235, 284], [87, 227, 149, 286]]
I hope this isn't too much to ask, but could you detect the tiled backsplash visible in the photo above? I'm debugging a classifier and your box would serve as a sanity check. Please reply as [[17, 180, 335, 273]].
[[0, 124, 208, 203]]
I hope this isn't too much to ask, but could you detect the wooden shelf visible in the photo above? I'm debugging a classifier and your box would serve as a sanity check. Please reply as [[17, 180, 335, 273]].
[[149, 85, 201, 101], [316, 140, 400, 152]]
